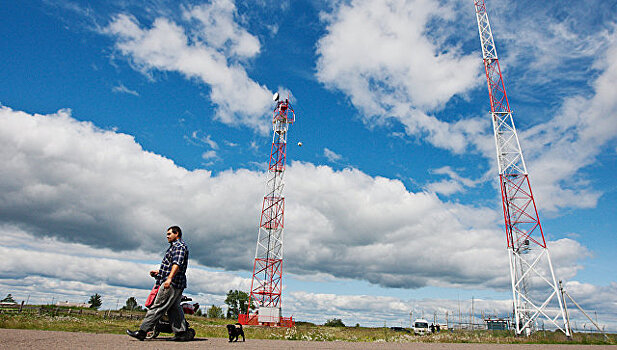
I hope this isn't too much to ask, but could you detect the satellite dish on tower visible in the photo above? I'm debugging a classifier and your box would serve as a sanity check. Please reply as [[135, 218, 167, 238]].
[[273, 92, 280, 102]]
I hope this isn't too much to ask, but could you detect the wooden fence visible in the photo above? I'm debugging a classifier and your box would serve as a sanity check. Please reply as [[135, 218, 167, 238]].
[[0, 303, 144, 320]]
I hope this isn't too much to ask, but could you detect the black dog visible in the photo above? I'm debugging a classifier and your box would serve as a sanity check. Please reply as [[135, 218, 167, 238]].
[[226, 323, 245, 342]]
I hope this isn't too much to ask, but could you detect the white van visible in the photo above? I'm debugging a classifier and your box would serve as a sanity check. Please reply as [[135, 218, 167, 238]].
[[413, 319, 430, 335]]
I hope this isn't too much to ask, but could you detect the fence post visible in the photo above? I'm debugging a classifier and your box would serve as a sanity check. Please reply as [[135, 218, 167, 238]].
[[19, 301, 24, 313]]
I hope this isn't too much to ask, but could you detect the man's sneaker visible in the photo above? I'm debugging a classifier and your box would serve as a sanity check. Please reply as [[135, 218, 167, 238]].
[[126, 329, 147, 341]]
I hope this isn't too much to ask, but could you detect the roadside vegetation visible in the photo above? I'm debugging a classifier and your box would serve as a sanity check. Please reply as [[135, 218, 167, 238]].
[[0, 307, 614, 345]]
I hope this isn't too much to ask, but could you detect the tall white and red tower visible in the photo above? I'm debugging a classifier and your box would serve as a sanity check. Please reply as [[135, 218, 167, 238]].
[[473, 1, 570, 336], [239, 93, 295, 327]]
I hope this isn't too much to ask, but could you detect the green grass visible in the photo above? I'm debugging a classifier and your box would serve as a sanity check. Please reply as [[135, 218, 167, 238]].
[[0, 309, 614, 344]]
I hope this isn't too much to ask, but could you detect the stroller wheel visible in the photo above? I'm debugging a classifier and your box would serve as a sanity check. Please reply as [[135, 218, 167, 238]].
[[146, 330, 159, 339], [188, 328, 196, 340]]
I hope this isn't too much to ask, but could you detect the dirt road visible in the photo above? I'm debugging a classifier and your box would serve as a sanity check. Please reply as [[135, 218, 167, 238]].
[[1, 329, 615, 349]]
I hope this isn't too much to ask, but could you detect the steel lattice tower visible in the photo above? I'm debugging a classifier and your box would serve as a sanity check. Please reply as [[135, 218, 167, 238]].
[[239, 95, 295, 327], [473, 0, 570, 336]]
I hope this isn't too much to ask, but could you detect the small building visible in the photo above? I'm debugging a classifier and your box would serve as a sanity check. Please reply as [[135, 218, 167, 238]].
[[55, 301, 91, 308], [485, 318, 509, 330], [0, 302, 19, 307]]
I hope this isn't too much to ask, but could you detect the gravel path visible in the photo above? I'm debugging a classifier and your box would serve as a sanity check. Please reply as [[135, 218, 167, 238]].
[[1, 329, 615, 349]]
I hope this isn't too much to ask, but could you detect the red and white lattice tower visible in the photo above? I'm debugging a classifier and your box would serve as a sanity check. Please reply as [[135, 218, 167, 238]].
[[473, 0, 570, 336], [238, 94, 295, 327]]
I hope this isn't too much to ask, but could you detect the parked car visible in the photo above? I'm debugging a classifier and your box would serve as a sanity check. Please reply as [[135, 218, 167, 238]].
[[413, 319, 430, 335]]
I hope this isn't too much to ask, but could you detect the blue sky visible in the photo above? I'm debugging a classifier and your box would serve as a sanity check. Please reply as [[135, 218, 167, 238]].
[[1, 0, 616, 329]]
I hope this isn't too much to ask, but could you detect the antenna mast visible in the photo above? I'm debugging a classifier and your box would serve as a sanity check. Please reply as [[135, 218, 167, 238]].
[[473, 0, 570, 337], [239, 94, 295, 327]]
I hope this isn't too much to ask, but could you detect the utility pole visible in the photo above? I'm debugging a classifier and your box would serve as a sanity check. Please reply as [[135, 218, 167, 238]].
[[458, 297, 462, 330], [470, 297, 474, 330]]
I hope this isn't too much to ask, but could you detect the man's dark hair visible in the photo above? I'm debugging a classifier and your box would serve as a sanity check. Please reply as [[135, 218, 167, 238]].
[[168, 226, 182, 238]]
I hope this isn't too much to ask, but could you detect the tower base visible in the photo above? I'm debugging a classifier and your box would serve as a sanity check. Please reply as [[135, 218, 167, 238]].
[[238, 313, 294, 327]]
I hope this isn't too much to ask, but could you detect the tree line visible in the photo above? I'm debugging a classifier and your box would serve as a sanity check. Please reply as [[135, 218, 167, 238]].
[[69, 290, 253, 319]]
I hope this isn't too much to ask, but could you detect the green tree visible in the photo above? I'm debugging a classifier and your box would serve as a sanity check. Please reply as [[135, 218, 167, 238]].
[[324, 318, 345, 327], [88, 293, 102, 310], [1, 294, 16, 303], [224, 290, 253, 319], [121, 296, 143, 311], [207, 304, 224, 319]]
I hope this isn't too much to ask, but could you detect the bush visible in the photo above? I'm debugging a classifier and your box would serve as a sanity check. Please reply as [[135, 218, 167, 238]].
[[207, 304, 224, 319], [88, 294, 102, 310], [324, 318, 345, 327]]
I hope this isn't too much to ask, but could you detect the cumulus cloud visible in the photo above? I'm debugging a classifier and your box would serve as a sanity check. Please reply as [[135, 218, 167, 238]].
[[0, 106, 590, 293], [0, 226, 249, 309], [316, 0, 484, 154], [425, 179, 464, 196], [182, 0, 260, 59], [315, 0, 617, 217], [103, 0, 273, 133]]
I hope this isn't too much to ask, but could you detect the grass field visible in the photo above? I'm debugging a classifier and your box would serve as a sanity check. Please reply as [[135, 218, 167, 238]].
[[0, 308, 614, 345]]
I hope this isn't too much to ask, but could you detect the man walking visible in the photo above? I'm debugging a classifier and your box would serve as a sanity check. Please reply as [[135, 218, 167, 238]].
[[127, 226, 190, 341]]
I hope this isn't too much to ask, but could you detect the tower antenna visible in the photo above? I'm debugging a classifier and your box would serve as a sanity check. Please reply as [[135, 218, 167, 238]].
[[238, 94, 295, 327], [473, 0, 570, 337]]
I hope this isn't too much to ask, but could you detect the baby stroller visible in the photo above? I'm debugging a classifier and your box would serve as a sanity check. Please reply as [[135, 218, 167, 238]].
[[145, 296, 198, 339]]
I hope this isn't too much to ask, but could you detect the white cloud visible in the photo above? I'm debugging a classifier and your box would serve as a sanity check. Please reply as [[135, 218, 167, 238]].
[[0, 226, 249, 309], [186, 130, 218, 149], [315, 0, 617, 217], [182, 0, 260, 59], [285, 163, 590, 291], [518, 34, 617, 212], [103, 1, 273, 133], [0, 106, 263, 266], [201, 150, 217, 160], [425, 179, 463, 196], [316, 0, 484, 153], [564, 281, 617, 322], [111, 82, 139, 96], [0, 106, 590, 293], [323, 147, 342, 162], [424, 166, 485, 196], [286, 286, 617, 330], [0, 105, 609, 329], [487, 0, 613, 86]]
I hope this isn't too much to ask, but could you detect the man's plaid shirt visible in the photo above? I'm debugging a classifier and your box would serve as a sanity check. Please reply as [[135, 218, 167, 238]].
[[157, 239, 189, 289]]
